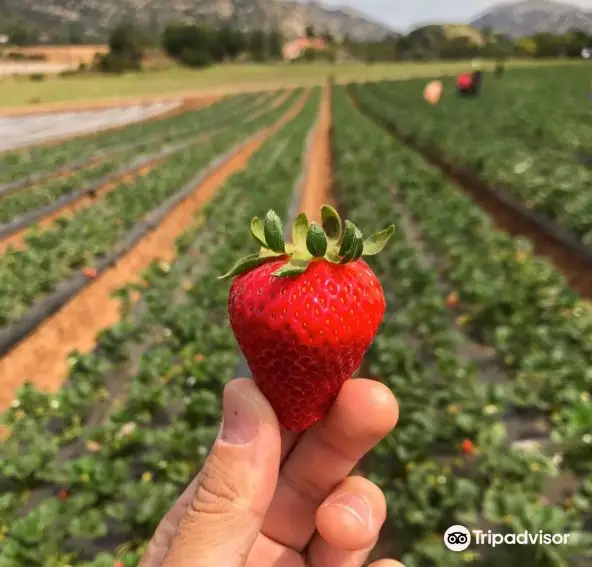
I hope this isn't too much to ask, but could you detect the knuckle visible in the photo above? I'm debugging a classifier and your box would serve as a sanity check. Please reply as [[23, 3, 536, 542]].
[[190, 455, 249, 517]]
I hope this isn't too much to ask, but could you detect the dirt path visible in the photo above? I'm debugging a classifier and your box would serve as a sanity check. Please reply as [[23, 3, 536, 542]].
[[0, 91, 308, 412], [299, 83, 333, 222]]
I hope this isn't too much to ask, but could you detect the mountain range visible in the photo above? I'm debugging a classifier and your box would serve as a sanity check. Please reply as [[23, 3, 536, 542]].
[[0, 0, 394, 42], [470, 0, 592, 37], [1, 0, 591, 43]]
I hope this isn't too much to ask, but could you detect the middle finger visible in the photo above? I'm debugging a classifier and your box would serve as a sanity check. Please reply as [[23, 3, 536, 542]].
[[261, 378, 398, 550]]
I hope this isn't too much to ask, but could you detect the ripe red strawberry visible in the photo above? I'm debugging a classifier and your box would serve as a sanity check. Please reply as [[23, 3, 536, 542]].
[[461, 439, 475, 455], [220, 205, 394, 431], [82, 267, 98, 279]]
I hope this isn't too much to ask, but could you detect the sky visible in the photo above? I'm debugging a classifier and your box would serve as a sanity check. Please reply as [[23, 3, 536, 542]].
[[315, 0, 592, 31]]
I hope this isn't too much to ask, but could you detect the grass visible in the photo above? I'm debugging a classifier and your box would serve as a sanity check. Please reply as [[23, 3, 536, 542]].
[[0, 58, 585, 109]]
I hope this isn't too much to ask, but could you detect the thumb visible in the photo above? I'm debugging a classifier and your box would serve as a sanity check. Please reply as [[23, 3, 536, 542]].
[[162, 378, 281, 567]]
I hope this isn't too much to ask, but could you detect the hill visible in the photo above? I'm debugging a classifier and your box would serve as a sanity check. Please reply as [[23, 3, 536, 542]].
[[406, 24, 486, 47], [0, 0, 395, 43], [470, 0, 592, 37]]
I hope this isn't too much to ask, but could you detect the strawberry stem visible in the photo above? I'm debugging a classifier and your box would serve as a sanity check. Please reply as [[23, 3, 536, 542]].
[[218, 205, 394, 280]]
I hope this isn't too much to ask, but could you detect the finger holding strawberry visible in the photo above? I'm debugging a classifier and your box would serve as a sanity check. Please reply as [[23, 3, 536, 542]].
[[220, 205, 394, 432]]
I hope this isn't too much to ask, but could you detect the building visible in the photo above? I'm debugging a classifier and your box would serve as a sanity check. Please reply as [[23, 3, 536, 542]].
[[282, 37, 328, 61]]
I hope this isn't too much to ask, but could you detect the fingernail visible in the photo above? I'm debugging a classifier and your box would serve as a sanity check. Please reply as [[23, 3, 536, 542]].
[[326, 493, 373, 529], [220, 385, 261, 445]]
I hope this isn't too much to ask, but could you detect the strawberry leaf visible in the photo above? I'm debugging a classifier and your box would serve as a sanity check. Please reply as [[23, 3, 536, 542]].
[[264, 210, 285, 253], [341, 227, 363, 263], [292, 213, 309, 248], [250, 217, 267, 248], [321, 205, 342, 242], [272, 257, 310, 277], [306, 222, 328, 257], [325, 250, 342, 263], [218, 252, 278, 280], [362, 225, 395, 256], [338, 220, 357, 257]]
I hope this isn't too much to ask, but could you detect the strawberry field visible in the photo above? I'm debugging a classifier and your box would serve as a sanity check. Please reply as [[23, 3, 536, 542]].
[[1, 65, 592, 567]]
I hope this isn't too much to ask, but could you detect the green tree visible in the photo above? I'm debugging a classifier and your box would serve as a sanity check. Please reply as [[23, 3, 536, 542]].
[[109, 23, 144, 64], [322, 31, 334, 44], [564, 29, 590, 57], [247, 29, 266, 61], [96, 22, 144, 73], [530, 32, 561, 56], [215, 25, 246, 60], [267, 29, 284, 59]]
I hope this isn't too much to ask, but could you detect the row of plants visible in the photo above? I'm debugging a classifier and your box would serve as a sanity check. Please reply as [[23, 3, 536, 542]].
[[0, 89, 304, 328], [368, 66, 591, 151], [354, 72, 592, 244], [331, 84, 592, 566], [0, 91, 280, 225], [0, 91, 275, 183], [0, 86, 323, 567]]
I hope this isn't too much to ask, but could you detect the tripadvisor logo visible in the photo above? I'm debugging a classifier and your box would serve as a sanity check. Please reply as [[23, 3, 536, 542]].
[[444, 525, 571, 551]]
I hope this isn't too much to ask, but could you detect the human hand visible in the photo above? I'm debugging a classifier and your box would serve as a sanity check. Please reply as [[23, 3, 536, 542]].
[[139, 377, 403, 567]]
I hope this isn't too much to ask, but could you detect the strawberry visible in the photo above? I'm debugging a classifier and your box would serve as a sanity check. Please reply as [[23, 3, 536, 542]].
[[446, 291, 459, 308], [82, 267, 98, 279], [461, 439, 475, 455], [220, 205, 394, 431]]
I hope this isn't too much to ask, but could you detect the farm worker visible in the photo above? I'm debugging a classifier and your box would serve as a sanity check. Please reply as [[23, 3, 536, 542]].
[[471, 59, 483, 94], [139, 377, 403, 567], [423, 79, 443, 104], [456, 72, 474, 96]]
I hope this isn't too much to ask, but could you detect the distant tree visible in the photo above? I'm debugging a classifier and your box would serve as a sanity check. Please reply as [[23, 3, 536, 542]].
[[163, 23, 215, 66], [530, 32, 562, 56], [564, 29, 590, 57], [481, 26, 493, 45], [109, 23, 144, 63], [215, 25, 246, 60], [322, 31, 334, 44], [162, 22, 275, 66], [96, 23, 144, 73], [178, 47, 212, 67], [247, 29, 266, 61], [514, 37, 537, 56], [267, 29, 284, 59], [67, 23, 84, 45], [7, 23, 37, 46]]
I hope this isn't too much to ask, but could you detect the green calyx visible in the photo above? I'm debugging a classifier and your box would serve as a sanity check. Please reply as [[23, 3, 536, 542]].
[[218, 205, 394, 280]]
